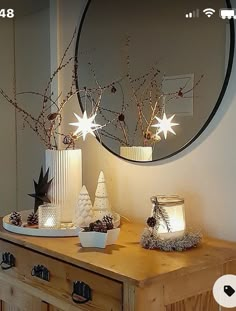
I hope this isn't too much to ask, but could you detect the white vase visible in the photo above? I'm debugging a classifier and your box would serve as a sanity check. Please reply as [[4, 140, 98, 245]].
[[120, 146, 152, 161], [45, 149, 82, 223]]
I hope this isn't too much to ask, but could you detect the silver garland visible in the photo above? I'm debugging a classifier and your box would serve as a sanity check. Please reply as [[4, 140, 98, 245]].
[[140, 228, 202, 252]]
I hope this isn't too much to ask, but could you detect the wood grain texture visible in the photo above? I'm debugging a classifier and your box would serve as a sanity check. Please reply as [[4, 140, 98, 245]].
[[1, 221, 236, 311], [2, 304, 20, 311], [0, 278, 42, 311], [166, 291, 218, 311], [0, 272, 114, 311], [123, 283, 165, 311], [163, 265, 223, 305], [0, 239, 122, 311], [222, 260, 236, 311], [48, 305, 63, 311], [1, 221, 236, 287], [41, 302, 49, 311]]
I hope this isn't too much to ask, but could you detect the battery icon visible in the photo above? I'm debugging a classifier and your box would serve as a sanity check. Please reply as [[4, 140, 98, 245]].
[[220, 9, 236, 19]]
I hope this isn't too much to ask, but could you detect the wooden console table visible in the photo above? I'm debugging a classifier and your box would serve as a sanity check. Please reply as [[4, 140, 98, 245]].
[[0, 221, 236, 311]]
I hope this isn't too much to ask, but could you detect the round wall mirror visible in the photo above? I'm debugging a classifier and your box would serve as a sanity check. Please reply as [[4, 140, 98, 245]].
[[75, 0, 234, 162]]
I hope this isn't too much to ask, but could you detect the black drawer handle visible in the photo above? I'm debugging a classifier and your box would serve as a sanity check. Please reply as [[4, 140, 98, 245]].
[[1, 252, 15, 270], [31, 265, 50, 281], [72, 281, 92, 304]]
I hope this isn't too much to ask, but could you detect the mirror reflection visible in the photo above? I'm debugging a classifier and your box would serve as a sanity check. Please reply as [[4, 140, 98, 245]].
[[77, 0, 233, 161]]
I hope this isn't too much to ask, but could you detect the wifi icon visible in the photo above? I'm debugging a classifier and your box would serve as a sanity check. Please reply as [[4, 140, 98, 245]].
[[203, 8, 216, 17]]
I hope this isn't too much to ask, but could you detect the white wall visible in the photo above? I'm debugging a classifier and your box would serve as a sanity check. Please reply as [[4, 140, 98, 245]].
[[15, 8, 50, 210], [0, 5, 50, 215], [0, 19, 16, 216], [58, 0, 236, 241]]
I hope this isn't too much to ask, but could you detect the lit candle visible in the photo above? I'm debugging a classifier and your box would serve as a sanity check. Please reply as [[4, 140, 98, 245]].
[[44, 217, 54, 228], [151, 195, 185, 239], [38, 204, 60, 229]]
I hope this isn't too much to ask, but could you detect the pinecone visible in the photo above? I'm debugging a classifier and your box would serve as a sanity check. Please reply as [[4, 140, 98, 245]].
[[89, 222, 95, 231], [9, 211, 22, 226], [146, 216, 156, 228], [102, 215, 114, 230], [83, 227, 90, 232], [93, 220, 107, 233], [27, 212, 38, 226]]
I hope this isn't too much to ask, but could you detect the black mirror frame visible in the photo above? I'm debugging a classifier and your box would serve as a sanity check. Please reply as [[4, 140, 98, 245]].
[[75, 0, 235, 163]]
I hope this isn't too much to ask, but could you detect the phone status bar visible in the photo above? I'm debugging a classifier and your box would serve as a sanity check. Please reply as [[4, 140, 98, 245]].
[[185, 8, 236, 19]]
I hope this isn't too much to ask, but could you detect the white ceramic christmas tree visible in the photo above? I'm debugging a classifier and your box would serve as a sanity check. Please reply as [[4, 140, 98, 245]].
[[93, 171, 112, 221], [74, 186, 93, 228]]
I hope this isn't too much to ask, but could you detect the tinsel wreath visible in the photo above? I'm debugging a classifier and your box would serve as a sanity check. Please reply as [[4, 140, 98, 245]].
[[140, 228, 202, 252]]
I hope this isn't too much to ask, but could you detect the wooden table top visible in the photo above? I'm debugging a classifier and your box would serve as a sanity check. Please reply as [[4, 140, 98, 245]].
[[0, 221, 236, 286]]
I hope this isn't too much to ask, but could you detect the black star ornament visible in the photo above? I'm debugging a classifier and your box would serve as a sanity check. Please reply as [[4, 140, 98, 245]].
[[28, 167, 53, 213]]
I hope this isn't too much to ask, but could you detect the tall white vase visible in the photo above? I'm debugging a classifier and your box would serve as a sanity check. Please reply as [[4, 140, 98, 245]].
[[45, 149, 82, 223], [120, 146, 152, 161]]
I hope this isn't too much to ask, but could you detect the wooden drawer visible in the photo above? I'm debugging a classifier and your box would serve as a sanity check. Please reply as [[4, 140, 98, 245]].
[[0, 239, 122, 311]]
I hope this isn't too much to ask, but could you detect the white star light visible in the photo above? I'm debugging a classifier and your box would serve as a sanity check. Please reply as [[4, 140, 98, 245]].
[[69, 111, 100, 141], [152, 113, 179, 139]]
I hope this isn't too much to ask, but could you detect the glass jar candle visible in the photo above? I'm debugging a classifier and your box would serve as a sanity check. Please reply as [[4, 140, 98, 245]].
[[151, 195, 185, 239], [38, 204, 61, 229]]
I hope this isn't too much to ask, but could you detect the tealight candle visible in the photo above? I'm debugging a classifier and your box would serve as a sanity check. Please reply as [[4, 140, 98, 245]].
[[38, 204, 60, 229]]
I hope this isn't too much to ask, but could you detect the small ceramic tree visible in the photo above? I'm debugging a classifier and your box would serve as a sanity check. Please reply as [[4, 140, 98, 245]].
[[74, 186, 93, 228], [93, 171, 112, 221]]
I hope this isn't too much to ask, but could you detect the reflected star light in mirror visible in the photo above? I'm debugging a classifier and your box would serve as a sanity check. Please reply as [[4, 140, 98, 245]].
[[152, 113, 179, 139], [69, 111, 100, 141]]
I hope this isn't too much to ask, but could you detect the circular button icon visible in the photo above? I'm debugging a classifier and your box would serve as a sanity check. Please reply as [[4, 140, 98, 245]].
[[213, 274, 236, 308]]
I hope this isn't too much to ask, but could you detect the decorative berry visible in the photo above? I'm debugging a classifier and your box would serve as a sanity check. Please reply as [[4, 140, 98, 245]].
[[9, 211, 22, 227], [27, 212, 38, 226], [118, 113, 125, 122], [147, 216, 156, 228], [111, 85, 117, 93], [63, 135, 73, 145], [178, 88, 183, 97], [47, 112, 60, 121], [144, 131, 152, 140]]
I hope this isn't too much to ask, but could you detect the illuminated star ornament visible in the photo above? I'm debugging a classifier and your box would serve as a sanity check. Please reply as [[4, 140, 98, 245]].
[[152, 113, 179, 139], [69, 111, 100, 141]]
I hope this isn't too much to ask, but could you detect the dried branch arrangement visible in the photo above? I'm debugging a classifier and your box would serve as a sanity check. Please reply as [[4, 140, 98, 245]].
[[82, 37, 204, 148], [0, 29, 111, 150], [0, 31, 203, 151]]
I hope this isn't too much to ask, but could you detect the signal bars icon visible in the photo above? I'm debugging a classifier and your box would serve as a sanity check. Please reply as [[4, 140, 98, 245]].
[[185, 8, 217, 19], [185, 9, 199, 18]]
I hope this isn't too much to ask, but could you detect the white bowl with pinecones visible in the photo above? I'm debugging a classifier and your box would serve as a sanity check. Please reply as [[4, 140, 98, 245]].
[[78, 216, 120, 248]]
